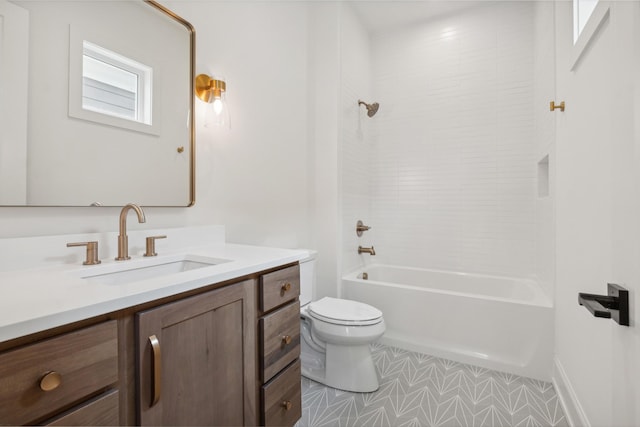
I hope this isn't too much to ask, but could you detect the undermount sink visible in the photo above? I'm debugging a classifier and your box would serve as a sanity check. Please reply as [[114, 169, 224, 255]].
[[76, 254, 231, 285]]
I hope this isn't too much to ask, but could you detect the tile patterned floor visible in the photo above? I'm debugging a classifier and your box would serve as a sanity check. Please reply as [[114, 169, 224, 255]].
[[297, 343, 568, 427]]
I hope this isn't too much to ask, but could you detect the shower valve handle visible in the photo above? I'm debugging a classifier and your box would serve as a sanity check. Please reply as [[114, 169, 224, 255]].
[[356, 220, 371, 237]]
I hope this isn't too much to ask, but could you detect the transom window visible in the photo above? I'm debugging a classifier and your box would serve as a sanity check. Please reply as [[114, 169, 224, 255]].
[[573, 0, 599, 43]]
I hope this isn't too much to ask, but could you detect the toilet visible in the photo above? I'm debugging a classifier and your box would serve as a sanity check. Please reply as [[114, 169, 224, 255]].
[[299, 255, 385, 393]]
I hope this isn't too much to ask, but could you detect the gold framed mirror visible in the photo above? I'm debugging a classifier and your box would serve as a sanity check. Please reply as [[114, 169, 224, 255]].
[[0, 0, 195, 206]]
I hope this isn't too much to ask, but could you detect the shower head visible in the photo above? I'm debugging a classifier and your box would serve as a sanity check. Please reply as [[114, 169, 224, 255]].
[[358, 100, 379, 117]]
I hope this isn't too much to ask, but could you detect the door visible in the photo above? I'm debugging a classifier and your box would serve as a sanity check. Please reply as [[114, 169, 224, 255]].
[[554, 2, 640, 426], [136, 280, 256, 426]]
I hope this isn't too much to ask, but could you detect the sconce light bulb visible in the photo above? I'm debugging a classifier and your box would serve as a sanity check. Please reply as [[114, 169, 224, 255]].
[[213, 98, 223, 115]]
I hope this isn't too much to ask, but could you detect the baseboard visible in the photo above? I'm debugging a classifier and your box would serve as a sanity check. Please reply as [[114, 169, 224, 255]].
[[552, 356, 590, 427]]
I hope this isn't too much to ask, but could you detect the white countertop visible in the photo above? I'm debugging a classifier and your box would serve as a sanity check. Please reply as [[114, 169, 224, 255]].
[[0, 226, 311, 343]]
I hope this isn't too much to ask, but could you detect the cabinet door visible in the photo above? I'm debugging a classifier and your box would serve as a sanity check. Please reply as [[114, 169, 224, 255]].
[[136, 280, 256, 426]]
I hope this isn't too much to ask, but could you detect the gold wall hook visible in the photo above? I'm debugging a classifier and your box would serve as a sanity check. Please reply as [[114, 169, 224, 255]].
[[550, 101, 565, 112]]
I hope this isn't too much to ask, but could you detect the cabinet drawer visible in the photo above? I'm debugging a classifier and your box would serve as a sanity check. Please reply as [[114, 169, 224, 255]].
[[0, 320, 118, 425], [45, 390, 119, 426], [260, 264, 300, 313], [261, 359, 301, 427], [260, 301, 300, 382]]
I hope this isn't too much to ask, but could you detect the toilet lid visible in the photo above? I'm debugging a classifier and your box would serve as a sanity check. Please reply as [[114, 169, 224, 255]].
[[308, 297, 383, 326]]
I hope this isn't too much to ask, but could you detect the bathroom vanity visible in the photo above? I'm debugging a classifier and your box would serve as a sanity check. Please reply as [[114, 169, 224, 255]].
[[0, 226, 304, 426]]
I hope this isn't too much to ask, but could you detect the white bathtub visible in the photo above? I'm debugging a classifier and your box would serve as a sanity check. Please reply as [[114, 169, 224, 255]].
[[342, 264, 554, 380]]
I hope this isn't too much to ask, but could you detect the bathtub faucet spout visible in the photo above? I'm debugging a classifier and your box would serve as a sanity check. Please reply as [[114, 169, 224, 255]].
[[358, 245, 376, 256]]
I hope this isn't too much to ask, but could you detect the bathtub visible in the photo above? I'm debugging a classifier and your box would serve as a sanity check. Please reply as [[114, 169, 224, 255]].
[[342, 264, 554, 380]]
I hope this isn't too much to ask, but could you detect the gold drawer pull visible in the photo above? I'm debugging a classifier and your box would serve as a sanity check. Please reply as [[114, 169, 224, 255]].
[[280, 282, 291, 295], [281, 400, 292, 411], [282, 335, 292, 346], [149, 334, 161, 407], [40, 371, 62, 391]]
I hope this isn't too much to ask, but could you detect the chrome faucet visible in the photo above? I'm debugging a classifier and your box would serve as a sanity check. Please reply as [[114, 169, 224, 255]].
[[358, 245, 376, 256], [116, 203, 146, 261]]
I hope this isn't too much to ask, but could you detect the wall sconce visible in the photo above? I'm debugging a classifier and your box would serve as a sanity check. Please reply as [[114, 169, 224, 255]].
[[195, 73, 229, 128]]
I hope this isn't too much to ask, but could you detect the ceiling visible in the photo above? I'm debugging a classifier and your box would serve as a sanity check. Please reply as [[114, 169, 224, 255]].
[[348, 1, 481, 34]]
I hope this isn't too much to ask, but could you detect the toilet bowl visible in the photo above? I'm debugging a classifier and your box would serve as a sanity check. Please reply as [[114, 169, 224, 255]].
[[299, 255, 385, 393]]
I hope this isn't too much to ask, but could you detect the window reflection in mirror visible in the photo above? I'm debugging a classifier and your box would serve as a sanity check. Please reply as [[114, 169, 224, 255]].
[[82, 41, 152, 125]]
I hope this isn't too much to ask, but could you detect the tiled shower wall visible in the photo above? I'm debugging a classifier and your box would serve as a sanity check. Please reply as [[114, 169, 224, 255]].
[[368, 2, 537, 278], [340, 4, 374, 278]]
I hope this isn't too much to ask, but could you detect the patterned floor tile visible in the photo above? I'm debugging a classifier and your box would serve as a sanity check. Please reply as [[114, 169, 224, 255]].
[[296, 344, 567, 427]]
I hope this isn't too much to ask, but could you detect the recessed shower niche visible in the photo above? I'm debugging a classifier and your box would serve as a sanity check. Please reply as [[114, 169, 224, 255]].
[[538, 155, 550, 198]]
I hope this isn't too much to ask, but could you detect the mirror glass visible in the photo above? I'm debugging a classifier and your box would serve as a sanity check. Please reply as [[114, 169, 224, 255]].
[[0, 0, 194, 206]]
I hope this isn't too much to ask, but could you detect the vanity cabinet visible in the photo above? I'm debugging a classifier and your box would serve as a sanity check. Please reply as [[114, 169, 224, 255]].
[[258, 265, 302, 427], [0, 320, 119, 425], [0, 262, 303, 427], [136, 279, 256, 426]]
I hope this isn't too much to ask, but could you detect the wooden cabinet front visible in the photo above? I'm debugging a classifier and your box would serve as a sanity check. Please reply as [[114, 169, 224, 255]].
[[258, 264, 302, 427], [261, 359, 302, 427], [136, 279, 256, 426], [0, 320, 118, 425], [260, 301, 300, 382], [45, 390, 119, 426], [260, 264, 300, 313]]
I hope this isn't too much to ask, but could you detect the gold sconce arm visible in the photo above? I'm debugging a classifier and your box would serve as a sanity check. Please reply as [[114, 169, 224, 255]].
[[195, 74, 226, 103]]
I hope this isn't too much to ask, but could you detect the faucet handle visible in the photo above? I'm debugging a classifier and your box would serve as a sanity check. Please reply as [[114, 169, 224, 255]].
[[67, 241, 101, 265], [356, 220, 371, 237], [144, 235, 167, 257]]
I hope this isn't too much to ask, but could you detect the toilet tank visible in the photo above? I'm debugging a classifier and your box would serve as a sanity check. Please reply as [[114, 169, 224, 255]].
[[299, 251, 317, 306]]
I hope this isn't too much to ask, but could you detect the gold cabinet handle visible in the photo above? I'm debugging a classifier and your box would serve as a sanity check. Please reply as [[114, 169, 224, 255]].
[[149, 335, 161, 407], [281, 400, 292, 411], [280, 282, 291, 295], [282, 335, 292, 346], [40, 371, 62, 391]]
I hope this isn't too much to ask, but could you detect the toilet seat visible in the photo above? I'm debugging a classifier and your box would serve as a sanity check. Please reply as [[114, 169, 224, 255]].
[[308, 297, 383, 326]]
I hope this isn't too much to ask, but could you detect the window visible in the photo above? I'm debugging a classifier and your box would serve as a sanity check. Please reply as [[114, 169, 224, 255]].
[[574, 0, 599, 43], [81, 41, 152, 125]]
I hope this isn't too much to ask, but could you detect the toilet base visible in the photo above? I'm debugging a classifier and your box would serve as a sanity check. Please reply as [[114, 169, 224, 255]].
[[301, 338, 380, 393], [325, 343, 380, 392]]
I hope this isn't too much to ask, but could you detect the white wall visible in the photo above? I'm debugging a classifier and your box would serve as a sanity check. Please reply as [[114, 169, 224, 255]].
[[367, 2, 537, 278], [533, 1, 557, 304], [0, 2, 314, 253], [170, 1, 313, 249], [307, 2, 341, 300], [0, 0, 28, 205]]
